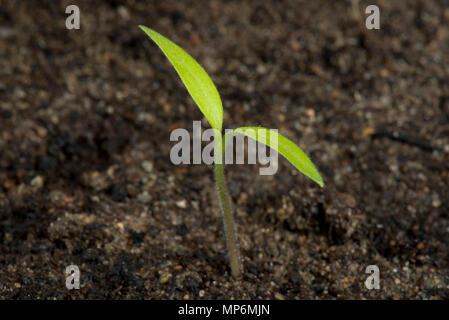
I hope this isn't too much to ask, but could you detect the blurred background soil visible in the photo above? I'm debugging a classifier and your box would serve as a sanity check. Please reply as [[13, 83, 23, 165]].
[[0, 0, 448, 299]]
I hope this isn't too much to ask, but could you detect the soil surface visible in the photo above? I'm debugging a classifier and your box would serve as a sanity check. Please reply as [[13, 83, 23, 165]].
[[1, 0, 449, 299]]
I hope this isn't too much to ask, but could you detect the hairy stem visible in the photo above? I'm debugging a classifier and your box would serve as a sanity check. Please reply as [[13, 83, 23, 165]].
[[214, 161, 242, 278]]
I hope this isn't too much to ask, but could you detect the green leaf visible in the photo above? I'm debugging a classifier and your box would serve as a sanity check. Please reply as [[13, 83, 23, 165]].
[[139, 25, 223, 131], [224, 127, 323, 187]]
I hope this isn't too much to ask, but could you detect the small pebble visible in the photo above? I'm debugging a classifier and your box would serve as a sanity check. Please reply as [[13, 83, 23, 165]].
[[159, 271, 172, 284], [137, 191, 151, 204], [299, 271, 315, 284], [432, 194, 441, 208], [363, 127, 375, 136], [305, 108, 315, 118], [274, 292, 285, 300], [117, 6, 130, 19], [142, 160, 153, 173], [3, 179, 15, 189], [31, 176, 44, 189], [116, 222, 125, 231], [176, 200, 187, 209]]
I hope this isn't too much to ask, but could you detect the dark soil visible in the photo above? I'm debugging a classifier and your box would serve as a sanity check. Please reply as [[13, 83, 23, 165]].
[[1, 0, 449, 299]]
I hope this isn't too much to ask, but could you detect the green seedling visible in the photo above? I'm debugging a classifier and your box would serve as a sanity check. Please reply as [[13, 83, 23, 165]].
[[139, 26, 324, 278]]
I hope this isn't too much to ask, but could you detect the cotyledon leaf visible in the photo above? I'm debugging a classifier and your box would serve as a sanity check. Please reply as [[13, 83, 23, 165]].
[[224, 127, 324, 187], [139, 25, 223, 132]]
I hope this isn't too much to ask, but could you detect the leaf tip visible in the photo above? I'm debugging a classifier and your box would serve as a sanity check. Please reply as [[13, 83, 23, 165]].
[[311, 169, 324, 188], [138, 25, 152, 36], [316, 176, 324, 188]]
